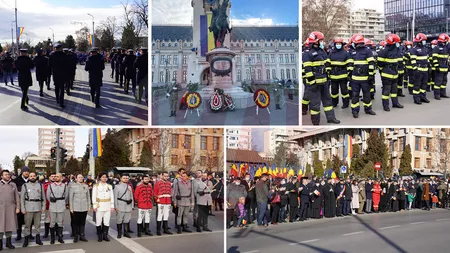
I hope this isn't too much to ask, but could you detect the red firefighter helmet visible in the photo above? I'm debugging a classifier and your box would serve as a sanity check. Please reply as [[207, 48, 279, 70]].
[[365, 39, 373, 46], [351, 34, 365, 44], [438, 33, 449, 43], [334, 38, 344, 44], [304, 39, 309, 47], [386, 34, 401, 45], [404, 41, 413, 46], [379, 41, 386, 47], [431, 40, 438, 45], [307, 31, 324, 44], [414, 33, 427, 43]]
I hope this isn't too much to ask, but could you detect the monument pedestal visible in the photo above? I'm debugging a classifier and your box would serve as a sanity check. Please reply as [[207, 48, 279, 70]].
[[199, 47, 254, 109]]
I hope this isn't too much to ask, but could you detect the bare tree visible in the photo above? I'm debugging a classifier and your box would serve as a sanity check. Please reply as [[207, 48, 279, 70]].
[[433, 129, 450, 176], [132, 0, 148, 28], [21, 152, 34, 161], [302, 0, 351, 42], [158, 129, 172, 172], [101, 16, 121, 41], [122, 1, 144, 37]]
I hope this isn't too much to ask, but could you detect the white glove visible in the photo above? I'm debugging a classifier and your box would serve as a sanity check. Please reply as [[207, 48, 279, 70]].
[[274, 89, 278, 91], [285, 191, 289, 195], [166, 93, 170, 97], [173, 87, 177, 90]]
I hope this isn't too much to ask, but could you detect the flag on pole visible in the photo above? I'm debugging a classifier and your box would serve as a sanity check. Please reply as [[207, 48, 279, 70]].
[[89, 34, 93, 46], [249, 165, 255, 180], [17, 27, 24, 39], [92, 128, 103, 157], [343, 135, 353, 159], [230, 164, 238, 178]]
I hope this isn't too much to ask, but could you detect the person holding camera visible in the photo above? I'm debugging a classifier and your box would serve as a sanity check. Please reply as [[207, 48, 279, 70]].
[[134, 174, 153, 237], [193, 172, 213, 232], [69, 174, 91, 243], [172, 172, 194, 234], [46, 173, 68, 245]]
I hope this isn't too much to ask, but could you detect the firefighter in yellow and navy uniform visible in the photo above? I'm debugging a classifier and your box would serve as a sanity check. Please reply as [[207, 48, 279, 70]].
[[328, 38, 352, 108], [365, 39, 377, 100], [432, 34, 450, 99], [377, 33, 404, 111], [396, 42, 407, 97], [302, 31, 340, 125], [349, 34, 376, 118], [302, 40, 311, 115], [403, 41, 415, 95], [428, 40, 438, 92], [347, 39, 355, 94], [411, 33, 431, 105]]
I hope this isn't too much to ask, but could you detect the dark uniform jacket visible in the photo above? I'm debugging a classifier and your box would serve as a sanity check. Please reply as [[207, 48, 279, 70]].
[[134, 53, 148, 82], [350, 46, 375, 82], [49, 51, 69, 83], [33, 55, 49, 82], [117, 53, 127, 74], [14, 56, 34, 87], [255, 180, 268, 204], [328, 48, 352, 80], [431, 43, 449, 73], [377, 44, 400, 80], [123, 54, 137, 78], [303, 46, 328, 85], [410, 45, 429, 72], [84, 54, 105, 87], [1, 56, 14, 72]]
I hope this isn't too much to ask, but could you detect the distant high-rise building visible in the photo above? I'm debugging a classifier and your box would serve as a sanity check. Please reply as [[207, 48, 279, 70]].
[[38, 128, 75, 158], [226, 128, 252, 150], [263, 128, 307, 155], [336, 8, 385, 42]]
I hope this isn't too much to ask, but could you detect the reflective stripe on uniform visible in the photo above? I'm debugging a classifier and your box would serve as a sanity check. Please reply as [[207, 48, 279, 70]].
[[330, 74, 348, 79], [351, 102, 360, 108], [363, 101, 372, 107], [377, 57, 398, 63], [382, 95, 389, 100], [420, 89, 426, 93], [323, 106, 333, 112], [381, 72, 398, 79], [413, 90, 420, 94], [331, 93, 339, 98], [352, 76, 369, 81], [310, 110, 320, 115], [434, 86, 441, 90], [391, 93, 398, 98], [342, 94, 350, 98]]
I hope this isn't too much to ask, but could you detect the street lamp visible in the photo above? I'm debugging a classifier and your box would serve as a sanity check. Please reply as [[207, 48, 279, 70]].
[[87, 13, 95, 47], [10, 21, 15, 55], [49, 28, 55, 45]]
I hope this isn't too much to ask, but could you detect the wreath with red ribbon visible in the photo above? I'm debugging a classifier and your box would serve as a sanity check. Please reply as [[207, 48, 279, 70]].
[[210, 92, 223, 111], [254, 89, 270, 108], [186, 92, 202, 109]]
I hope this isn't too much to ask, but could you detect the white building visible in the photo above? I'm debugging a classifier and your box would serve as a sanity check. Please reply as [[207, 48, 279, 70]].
[[337, 8, 385, 42], [226, 128, 252, 150], [24, 155, 54, 174], [38, 128, 75, 158], [263, 128, 306, 156]]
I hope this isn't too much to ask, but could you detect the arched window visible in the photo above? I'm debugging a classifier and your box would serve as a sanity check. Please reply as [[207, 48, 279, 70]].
[[184, 43, 187, 47], [266, 69, 270, 80], [245, 43, 248, 47], [250, 43, 253, 47], [175, 43, 178, 47], [237, 69, 241, 81], [272, 69, 276, 79], [183, 71, 187, 82], [159, 71, 164, 82], [173, 71, 177, 81], [162, 43, 165, 47], [292, 69, 297, 79], [168, 43, 171, 47], [257, 69, 262, 80], [281, 69, 285, 79], [286, 69, 290, 79]]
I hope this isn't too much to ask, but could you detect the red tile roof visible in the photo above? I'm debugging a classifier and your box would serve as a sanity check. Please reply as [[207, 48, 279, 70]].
[[226, 149, 265, 164]]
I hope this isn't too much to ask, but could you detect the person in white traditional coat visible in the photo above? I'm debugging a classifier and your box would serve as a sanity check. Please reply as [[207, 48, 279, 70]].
[[351, 180, 360, 215], [0, 170, 20, 250], [92, 172, 114, 242]]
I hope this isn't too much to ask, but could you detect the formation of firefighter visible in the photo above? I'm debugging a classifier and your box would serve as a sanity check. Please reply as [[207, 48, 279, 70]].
[[302, 32, 450, 125]]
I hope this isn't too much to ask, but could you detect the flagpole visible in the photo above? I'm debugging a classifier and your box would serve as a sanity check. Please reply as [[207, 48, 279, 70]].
[[15, 0, 18, 57], [89, 129, 95, 177]]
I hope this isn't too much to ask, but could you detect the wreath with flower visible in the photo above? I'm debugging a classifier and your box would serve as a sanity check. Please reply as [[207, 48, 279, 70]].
[[254, 89, 270, 108], [186, 92, 202, 109], [224, 94, 235, 111], [210, 92, 223, 111]]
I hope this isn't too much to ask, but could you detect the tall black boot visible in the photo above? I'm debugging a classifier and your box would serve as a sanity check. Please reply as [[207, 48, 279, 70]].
[[0, 239, 3, 251], [103, 226, 110, 242], [96, 226, 103, 242], [123, 223, 131, 238], [126, 223, 134, 233], [144, 223, 153, 236], [73, 225, 79, 243], [79, 225, 88, 242], [50, 227, 56, 244], [15, 227, 22, 241], [5, 238, 14, 249], [57, 227, 65, 244], [163, 221, 173, 235], [137, 223, 142, 237], [22, 235, 29, 248], [117, 224, 123, 239], [156, 221, 162, 236], [35, 234, 43, 245], [43, 223, 50, 238], [183, 225, 192, 233], [177, 225, 182, 234]]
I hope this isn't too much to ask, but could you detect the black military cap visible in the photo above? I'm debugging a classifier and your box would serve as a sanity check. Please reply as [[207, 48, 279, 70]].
[[63, 48, 69, 52], [69, 49, 74, 52], [116, 47, 122, 50], [90, 47, 99, 52], [19, 48, 28, 52], [127, 49, 134, 52], [54, 43, 62, 48], [140, 47, 148, 50]]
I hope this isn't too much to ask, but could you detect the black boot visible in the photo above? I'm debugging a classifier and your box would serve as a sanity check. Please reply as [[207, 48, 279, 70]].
[[137, 223, 142, 237], [173, 111, 176, 117], [15, 228, 22, 241], [22, 235, 29, 248], [50, 227, 56, 244], [0, 239, 2, 251], [36, 234, 43, 245], [123, 223, 131, 238], [383, 106, 390, 112], [177, 225, 182, 234], [421, 97, 430, 103], [169, 111, 174, 117], [79, 225, 88, 242], [5, 238, 14, 249], [327, 118, 340, 124], [57, 227, 65, 244], [144, 223, 153, 236], [103, 226, 110, 242], [43, 223, 50, 238], [352, 112, 359, 118], [96, 226, 103, 242], [163, 221, 173, 235], [393, 103, 404, 109], [365, 110, 376, 115], [126, 223, 134, 233], [156, 221, 162, 236], [117, 224, 123, 239], [183, 225, 192, 233], [73, 225, 79, 243]]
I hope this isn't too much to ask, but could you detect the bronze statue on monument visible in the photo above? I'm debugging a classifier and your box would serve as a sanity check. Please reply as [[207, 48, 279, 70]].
[[209, 0, 232, 48]]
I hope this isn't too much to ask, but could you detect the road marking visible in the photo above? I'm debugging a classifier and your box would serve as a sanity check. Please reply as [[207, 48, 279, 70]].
[[379, 225, 401, 230], [410, 222, 425, 225], [0, 99, 20, 114], [289, 239, 320, 245], [38, 250, 85, 253], [342, 231, 364, 236], [436, 218, 450, 221], [86, 215, 154, 253], [243, 251, 260, 253], [131, 229, 223, 240]]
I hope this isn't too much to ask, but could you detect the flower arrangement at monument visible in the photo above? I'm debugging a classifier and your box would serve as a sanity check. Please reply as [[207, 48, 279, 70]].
[[254, 89, 271, 108], [187, 92, 202, 109], [210, 88, 235, 112]]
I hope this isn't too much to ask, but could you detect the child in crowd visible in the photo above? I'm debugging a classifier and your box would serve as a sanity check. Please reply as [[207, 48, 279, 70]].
[[236, 197, 247, 228]]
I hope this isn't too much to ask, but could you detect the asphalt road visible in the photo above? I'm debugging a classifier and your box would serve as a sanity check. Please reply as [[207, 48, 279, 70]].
[[152, 93, 299, 126], [302, 73, 450, 125], [9, 208, 224, 253], [0, 65, 148, 125], [227, 208, 450, 253]]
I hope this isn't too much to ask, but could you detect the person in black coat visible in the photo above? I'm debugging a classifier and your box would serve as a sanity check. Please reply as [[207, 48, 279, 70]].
[[335, 179, 346, 216], [33, 49, 49, 96], [323, 178, 336, 218], [279, 179, 288, 223], [134, 47, 148, 103], [311, 179, 323, 219], [344, 178, 352, 215], [123, 49, 137, 95], [286, 177, 299, 222], [379, 180, 388, 212], [67, 49, 78, 92], [386, 179, 395, 212], [1, 52, 14, 85], [298, 178, 311, 221], [49, 43, 70, 108], [365, 180, 373, 213], [85, 47, 105, 108], [110, 48, 117, 78], [14, 49, 34, 110], [14, 167, 31, 241], [116, 48, 127, 86], [45, 50, 52, 90]]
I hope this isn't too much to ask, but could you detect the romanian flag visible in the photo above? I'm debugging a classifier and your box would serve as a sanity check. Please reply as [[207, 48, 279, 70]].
[[331, 171, 337, 179], [89, 34, 93, 46], [288, 168, 295, 177], [93, 128, 102, 157], [17, 27, 24, 39], [283, 167, 287, 178], [239, 163, 245, 177], [255, 165, 262, 177], [230, 164, 238, 178], [268, 166, 273, 177], [343, 135, 353, 159], [262, 165, 268, 174]]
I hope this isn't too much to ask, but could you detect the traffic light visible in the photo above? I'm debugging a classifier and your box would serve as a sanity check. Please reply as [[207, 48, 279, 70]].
[[61, 148, 68, 162], [50, 147, 56, 159]]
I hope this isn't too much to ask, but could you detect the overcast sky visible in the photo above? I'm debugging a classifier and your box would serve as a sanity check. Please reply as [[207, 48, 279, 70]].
[[0, 128, 108, 171], [353, 0, 384, 13], [0, 0, 125, 45]]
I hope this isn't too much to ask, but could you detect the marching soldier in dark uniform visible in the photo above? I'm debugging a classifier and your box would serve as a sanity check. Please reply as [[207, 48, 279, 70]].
[[45, 50, 52, 91], [123, 49, 137, 95], [134, 47, 148, 103], [85, 47, 105, 108], [49, 43, 69, 108], [117, 48, 127, 87], [20, 172, 45, 248], [14, 48, 35, 111], [1, 52, 14, 85], [33, 48, 49, 97], [68, 49, 78, 92], [110, 47, 117, 78]]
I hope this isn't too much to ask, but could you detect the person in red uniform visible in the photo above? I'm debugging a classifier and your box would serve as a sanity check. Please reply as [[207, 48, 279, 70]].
[[372, 180, 382, 212], [42, 173, 56, 238], [134, 175, 154, 237], [153, 171, 173, 236]]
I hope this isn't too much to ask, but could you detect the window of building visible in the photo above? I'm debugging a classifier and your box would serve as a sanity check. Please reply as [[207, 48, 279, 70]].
[[290, 54, 295, 63], [172, 134, 179, 148], [172, 71, 177, 81], [290, 43, 293, 47], [236, 56, 240, 63], [185, 156, 191, 168], [245, 43, 248, 47], [168, 43, 171, 47], [271, 54, 275, 63], [252, 69, 256, 80], [270, 43, 273, 47], [162, 43, 165, 47], [292, 69, 296, 79], [414, 157, 420, 168], [250, 43, 253, 47], [184, 43, 187, 47], [245, 54, 249, 63], [251, 54, 255, 63], [415, 136, 421, 151], [159, 71, 164, 82], [281, 69, 285, 79], [284, 42, 287, 46], [213, 137, 219, 150], [161, 55, 166, 65], [440, 139, 447, 153], [256, 54, 261, 63], [272, 69, 276, 79], [175, 43, 178, 47], [152, 71, 154, 82], [266, 69, 270, 80], [279, 54, 284, 63], [399, 137, 405, 151], [171, 155, 178, 165], [426, 138, 431, 151], [265, 43, 268, 47], [264, 54, 269, 63], [184, 135, 191, 149], [183, 55, 187, 65], [256, 43, 259, 47], [285, 54, 289, 63], [200, 156, 206, 166], [201, 136, 207, 150], [286, 69, 290, 79], [257, 69, 262, 80], [246, 69, 250, 80], [173, 55, 178, 65], [167, 55, 171, 64], [426, 158, 432, 169], [237, 69, 241, 81], [151, 55, 155, 65]]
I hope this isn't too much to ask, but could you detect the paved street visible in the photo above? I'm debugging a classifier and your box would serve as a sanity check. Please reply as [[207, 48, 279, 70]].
[[302, 74, 450, 125], [152, 94, 299, 126], [227, 208, 450, 253], [0, 65, 148, 125], [10, 209, 223, 253]]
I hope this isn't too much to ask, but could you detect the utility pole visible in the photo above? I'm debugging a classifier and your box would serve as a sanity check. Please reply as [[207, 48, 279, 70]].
[[89, 129, 95, 177], [10, 21, 14, 55], [447, 8, 449, 34], [49, 28, 54, 45], [56, 128, 60, 174], [412, 0, 416, 39], [14, 0, 18, 57]]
